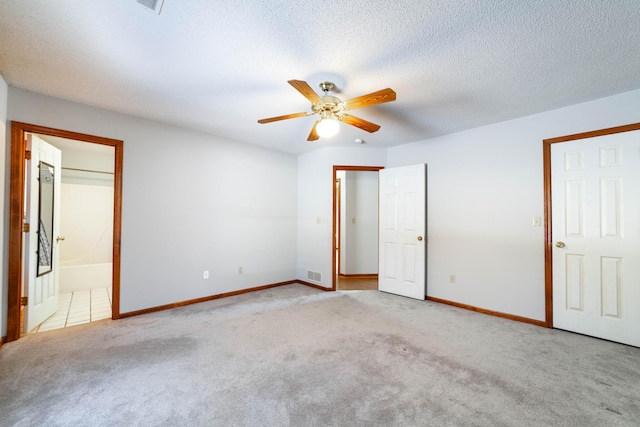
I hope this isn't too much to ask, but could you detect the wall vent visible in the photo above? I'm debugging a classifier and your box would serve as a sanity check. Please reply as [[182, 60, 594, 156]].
[[137, 0, 165, 14], [307, 270, 322, 283]]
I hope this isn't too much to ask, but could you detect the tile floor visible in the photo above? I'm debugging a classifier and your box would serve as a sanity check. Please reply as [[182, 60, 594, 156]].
[[34, 287, 112, 333]]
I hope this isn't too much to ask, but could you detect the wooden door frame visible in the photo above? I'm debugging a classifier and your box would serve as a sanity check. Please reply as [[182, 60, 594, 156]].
[[6, 121, 124, 342], [332, 165, 384, 291], [542, 122, 640, 328], [335, 177, 341, 277]]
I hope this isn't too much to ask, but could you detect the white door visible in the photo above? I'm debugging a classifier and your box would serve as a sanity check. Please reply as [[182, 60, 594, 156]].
[[378, 164, 426, 300], [24, 134, 62, 332], [551, 130, 640, 347]]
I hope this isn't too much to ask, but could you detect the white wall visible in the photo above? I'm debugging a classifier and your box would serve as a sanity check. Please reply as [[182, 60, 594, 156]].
[[387, 88, 640, 321], [0, 75, 8, 337], [343, 171, 378, 274], [6, 88, 298, 313], [58, 148, 115, 177], [297, 147, 386, 288]]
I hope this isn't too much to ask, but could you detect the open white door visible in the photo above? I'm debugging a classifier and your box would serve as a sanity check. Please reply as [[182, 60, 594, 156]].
[[378, 164, 426, 300], [24, 134, 62, 332], [551, 130, 640, 347]]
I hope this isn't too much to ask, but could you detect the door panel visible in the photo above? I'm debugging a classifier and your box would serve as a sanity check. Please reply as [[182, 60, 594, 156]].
[[383, 242, 397, 280], [551, 130, 640, 347], [565, 254, 584, 311], [378, 164, 426, 300], [25, 134, 62, 332], [601, 256, 622, 319]]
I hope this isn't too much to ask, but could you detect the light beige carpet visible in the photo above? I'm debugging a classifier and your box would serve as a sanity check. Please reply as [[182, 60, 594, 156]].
[[1, 284, 638, 426]]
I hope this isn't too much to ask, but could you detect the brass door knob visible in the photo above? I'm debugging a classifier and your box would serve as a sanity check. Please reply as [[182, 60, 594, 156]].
[[555, 241, 565, 248], [56, 236, 66, 242], [417, 236, 423, 241]]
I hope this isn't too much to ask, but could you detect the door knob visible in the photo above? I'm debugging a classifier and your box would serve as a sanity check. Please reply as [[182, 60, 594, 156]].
[[56, 236, 65, 242], [417, 236, 423, 241], [555, 241, 565, 248]]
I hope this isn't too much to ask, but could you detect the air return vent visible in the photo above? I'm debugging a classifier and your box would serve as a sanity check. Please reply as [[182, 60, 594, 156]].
[[137, 0, 165, 14], [307, 270, 322, 283]]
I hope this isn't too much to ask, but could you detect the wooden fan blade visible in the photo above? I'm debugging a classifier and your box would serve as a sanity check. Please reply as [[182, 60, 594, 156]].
[[307, 120, 321, 141], [340, 114, 381, 133], [342, 88, 396, 110], [258, 112, 311, 124], [288, 80, 323, 105]]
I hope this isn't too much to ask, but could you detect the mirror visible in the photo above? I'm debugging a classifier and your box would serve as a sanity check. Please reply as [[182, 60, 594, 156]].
[[37, 161, 55, 277]]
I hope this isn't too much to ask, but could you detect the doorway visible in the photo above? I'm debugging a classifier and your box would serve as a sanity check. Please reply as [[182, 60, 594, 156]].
[[332, 166, 383, 291], [32, 134, 115, 333], [543, 122, 640, 347], [7, 122, 123, 342]]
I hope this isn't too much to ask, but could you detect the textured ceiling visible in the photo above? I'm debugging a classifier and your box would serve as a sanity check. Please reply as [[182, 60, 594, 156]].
[[1, 0, 639, 154]]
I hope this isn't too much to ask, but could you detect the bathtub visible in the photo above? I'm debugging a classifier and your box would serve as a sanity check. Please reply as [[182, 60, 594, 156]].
[[59, 263, 112, 293]]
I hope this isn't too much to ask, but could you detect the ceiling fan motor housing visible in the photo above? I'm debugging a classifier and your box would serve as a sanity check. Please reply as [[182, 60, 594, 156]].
[[319, 81, 335, 93], [312, 95, 342, 115]]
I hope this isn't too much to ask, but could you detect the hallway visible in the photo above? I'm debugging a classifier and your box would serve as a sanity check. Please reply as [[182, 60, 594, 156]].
[[336, 276, 378, 291]]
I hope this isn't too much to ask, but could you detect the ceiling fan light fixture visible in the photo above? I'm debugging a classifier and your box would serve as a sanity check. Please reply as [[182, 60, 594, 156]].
[[316, 117, 340, 138], [258, 79, 396, 141]]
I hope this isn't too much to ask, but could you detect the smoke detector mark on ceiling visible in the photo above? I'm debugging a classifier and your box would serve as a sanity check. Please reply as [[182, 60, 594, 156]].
[[136, 0, 165, 14]]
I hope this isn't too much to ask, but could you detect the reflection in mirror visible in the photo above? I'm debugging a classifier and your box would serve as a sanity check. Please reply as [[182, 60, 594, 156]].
[[37, 161, 55, 277]]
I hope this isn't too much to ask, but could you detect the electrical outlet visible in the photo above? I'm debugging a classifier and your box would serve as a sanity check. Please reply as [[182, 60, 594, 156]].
[[238, 266, 243, 275], [449, 274, 456, 284], [532, 216, 542, 227], [203, 270, 209, 279]]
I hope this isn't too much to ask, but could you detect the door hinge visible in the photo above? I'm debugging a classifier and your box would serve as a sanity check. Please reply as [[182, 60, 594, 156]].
[[23, 223, 30, 233], [24, 150, 31, 160], [21, 297, 28, 306]]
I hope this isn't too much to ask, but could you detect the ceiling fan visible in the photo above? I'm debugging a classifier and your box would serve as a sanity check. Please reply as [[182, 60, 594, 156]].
[[258, 80, 396, 141]]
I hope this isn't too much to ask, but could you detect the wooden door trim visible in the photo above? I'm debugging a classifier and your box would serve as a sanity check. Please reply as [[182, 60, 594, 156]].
[[332, 165, 384, 291], [6, 121, 124, 342], [542, 122, 640, 328], [335, 177, 341, 276]]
